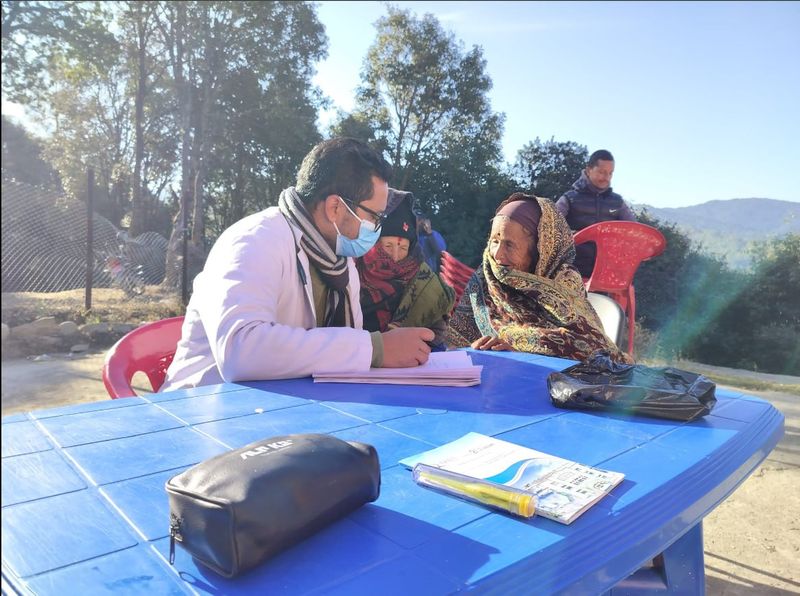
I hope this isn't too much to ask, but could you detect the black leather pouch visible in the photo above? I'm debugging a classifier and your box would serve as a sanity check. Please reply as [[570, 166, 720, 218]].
[[166, 433, 380, 577]]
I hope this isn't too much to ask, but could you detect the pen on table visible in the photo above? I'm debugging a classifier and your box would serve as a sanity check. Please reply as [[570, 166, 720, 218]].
[[412, 463, 536, 518]]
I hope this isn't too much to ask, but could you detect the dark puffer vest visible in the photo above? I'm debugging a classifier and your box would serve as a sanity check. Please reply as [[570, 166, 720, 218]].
[[558, 172, 634, 277], [560, 172, 628, 231]]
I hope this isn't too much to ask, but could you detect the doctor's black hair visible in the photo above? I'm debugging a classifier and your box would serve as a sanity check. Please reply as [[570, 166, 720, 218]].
[[295, 138, 392, 207]]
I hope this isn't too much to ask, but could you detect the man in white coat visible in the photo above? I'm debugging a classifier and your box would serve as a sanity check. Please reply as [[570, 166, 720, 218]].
[[162, 138, 434, 391]]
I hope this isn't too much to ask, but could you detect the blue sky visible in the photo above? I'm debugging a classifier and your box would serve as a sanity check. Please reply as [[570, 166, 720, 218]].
[[313, 1, 800, 209]]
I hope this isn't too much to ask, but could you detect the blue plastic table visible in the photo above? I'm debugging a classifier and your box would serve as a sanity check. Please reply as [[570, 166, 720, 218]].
[[1, 351, 783, 595]]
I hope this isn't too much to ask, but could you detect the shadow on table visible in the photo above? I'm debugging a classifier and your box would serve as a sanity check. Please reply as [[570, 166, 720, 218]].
[[244, 352, 685, 424], [155, 506, 495, 594], [244, 350, 549, 415]]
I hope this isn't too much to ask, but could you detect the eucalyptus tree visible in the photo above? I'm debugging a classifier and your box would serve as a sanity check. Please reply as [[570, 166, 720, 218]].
[[35, 4, 134, 225], [409, 115, 516, 267], [346, 6, 502, 191], [3, 1, 176, 231], [6, 1, 327, 291], [156, 1, 327, 286], [2, 1, 126, 221], [1, 1, 111, 104], [202, 1, 326, 238], [120, 1, 164, 237], [512, 138, 589, 201], [0, 115, 60, 189], [330, 6, 508, 263]]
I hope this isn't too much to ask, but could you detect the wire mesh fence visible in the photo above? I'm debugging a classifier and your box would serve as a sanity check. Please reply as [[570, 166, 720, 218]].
[[1, 178, 186, 306]]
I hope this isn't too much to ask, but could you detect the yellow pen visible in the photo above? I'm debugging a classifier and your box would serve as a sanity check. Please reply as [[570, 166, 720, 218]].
[[412, 463, 536, 518]]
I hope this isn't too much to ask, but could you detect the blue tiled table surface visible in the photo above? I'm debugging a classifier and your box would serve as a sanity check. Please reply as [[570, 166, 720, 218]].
[[1, 351, 784, 595]]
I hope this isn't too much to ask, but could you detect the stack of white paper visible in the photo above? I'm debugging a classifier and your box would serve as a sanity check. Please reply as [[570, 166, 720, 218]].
[[312, 351, 482, 387]]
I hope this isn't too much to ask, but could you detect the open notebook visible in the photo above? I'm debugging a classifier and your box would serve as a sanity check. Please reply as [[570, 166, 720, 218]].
[[312, 351, 482, 387]]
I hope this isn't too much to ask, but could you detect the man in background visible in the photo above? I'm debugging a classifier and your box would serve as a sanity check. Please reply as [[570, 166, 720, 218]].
[[416, 214, 447, 274], [555, 149, 636, 278]]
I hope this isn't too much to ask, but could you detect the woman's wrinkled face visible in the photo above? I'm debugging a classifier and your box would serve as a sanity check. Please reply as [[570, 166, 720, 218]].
[[488, 216, 534, 272], [379, 236, 410, 262]]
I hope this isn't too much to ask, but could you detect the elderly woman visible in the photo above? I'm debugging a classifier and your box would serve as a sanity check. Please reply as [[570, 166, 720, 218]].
[[447, 192, 631, 362], [357, 189, 455, 350]]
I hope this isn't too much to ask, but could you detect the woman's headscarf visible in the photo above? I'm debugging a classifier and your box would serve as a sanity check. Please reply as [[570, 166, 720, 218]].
[[358, 242, 421, 331], [447, 194, 628, 362], [495, 195, 542, 267]]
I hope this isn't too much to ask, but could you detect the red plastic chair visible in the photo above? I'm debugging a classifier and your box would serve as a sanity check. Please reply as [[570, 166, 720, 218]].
[[573, 222, 666, 356], [102, 316, 185, 398], [440, 250, 475, 307]]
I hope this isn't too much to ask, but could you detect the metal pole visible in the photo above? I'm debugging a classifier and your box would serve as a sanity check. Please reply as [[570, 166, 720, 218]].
[[85, 168, 95, 310]]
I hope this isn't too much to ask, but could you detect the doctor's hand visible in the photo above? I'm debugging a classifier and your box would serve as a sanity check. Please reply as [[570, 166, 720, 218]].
[[381, 327, 435, 368], [471, 335, 513, 351]]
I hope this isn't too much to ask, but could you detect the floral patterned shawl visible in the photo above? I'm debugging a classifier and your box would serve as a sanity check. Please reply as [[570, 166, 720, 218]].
[[447, 196, 627, 361]]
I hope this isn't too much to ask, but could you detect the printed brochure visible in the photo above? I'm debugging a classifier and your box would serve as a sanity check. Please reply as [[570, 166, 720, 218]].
[[400, 432, 624, 524]]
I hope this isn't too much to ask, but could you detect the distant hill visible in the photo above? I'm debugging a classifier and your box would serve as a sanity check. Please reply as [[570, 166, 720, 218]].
[[633, 198, 800, 269]]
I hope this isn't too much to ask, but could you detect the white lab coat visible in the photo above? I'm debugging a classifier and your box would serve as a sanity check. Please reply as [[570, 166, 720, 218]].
[[161, 207, 372, 391]]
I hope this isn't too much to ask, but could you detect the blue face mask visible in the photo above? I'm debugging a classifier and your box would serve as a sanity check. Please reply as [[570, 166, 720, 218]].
[[334, 198, 381, 257]]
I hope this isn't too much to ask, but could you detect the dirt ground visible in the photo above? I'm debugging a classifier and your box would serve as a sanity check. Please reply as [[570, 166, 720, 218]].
[[1, 352, 798, 594]]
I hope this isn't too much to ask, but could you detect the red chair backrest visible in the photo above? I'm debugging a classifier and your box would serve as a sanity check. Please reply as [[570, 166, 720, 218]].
[[440, 250, 475, 305], [102, 316, 185, 399], [573, 221, 666, 293]]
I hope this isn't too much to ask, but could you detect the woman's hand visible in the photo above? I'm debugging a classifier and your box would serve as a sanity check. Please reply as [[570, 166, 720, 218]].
[[619, 351, 635, 365], [471, 335, 513, 351]]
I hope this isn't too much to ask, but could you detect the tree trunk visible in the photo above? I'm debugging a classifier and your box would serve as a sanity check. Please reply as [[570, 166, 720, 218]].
[[189, 7, 218, 250], [163, 3, 193, 289], [232, 159, 245, 225], [191, 162, 205, 247], [129, 4, 148, 237]]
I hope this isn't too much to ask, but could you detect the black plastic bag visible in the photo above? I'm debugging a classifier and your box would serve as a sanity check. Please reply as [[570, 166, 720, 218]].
[[547, 352, 716, 421]]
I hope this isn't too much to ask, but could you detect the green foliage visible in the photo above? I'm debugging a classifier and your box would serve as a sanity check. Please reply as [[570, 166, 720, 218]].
[[679, 228, 762, 270], [329, 111, 390, 156], [634, 210, 696, 333], [654, 252, 748, 361], [201, 1, 327, 238], [717, 234, 800, 374], [633, 210, 751, 365], [411, 142, 518, 267], [512, 137, 588, 201], [331, 5, 509, 264], [634, 210, 799, 374], [40, 30, 138, 227], [344, 5, 501, 190], [2, 1, 115, 103], [5, 1, 327, 245], [0, 115, 61, 189]]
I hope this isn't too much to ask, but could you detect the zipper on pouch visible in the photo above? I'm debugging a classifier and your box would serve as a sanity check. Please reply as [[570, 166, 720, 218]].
[[169, 513, 183, 565]]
